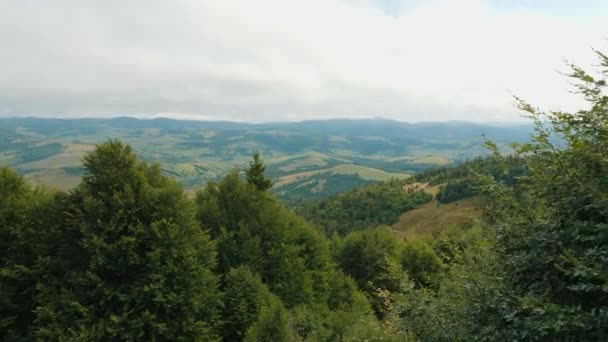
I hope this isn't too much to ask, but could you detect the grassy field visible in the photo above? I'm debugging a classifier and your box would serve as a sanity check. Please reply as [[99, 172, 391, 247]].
[[392, 183, 483, 238], [392, 196, 483, 238], [275, 164, 410, 187], [0, 117, 531, 200]]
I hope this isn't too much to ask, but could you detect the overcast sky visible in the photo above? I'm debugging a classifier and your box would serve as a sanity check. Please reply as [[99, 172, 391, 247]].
[[1, 0, 606, 122]]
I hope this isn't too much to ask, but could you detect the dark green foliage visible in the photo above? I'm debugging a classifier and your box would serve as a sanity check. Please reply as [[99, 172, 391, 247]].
[[398, 50, 608, 341], [1, 139, 460, 340], [35, 140, 221, 341], [398, 225, 507, 341], [245, 152, 273, 191], [338, 227, 406, 318], [0, 168, 54, 341], [455, 52, 608, 340], [9, 48, 608, 341], [244, 296, 295, 342], [414, 155, 527, 186], [480, 57, 608, 339], [400, 240, 444, 289], [435, 177, 478, 203], [196, 170, 334, 308], [221, 267, 272, 341], [196, 157, 390, 340], [299, 179, 432, 236], [412, 155, 528, 204]]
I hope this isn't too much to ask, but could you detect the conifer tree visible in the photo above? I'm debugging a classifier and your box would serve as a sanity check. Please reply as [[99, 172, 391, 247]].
[[245, 152, 273, 191], [35, 140, 221, 341]]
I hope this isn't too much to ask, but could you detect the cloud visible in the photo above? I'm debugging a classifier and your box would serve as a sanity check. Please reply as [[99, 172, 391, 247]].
[[0, 0, 605, 122]]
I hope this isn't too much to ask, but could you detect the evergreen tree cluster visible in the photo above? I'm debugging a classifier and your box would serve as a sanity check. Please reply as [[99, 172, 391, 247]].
[[0, 141, 394, 341]]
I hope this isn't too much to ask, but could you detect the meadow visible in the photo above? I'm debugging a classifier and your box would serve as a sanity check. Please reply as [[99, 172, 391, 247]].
[[0, 117, 531, 200]]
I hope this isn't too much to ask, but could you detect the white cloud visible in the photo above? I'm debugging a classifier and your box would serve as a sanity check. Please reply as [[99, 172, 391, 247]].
[[0, 0, 605, 122]]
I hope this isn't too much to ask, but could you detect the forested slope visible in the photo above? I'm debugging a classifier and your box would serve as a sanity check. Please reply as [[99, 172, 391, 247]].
[[296, 179, 432, 236]]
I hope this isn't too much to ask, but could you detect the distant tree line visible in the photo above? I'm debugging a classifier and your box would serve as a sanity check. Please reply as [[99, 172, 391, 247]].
[[297, 178, 432, 236]]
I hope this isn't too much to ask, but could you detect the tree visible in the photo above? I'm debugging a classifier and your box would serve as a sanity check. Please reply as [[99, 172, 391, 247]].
[[244, 296, 295, 342], [481, 51, 608, 340], [221, 266, 272, 341], [245, 152, 273, 191], [400, 239, 444, 289], [338, 226, 407, 318], [35, 140, 221, 341], [298, 179, 432, 236], [196, 170, 331, 308], [406, 49, 608, 340], [397, 225, 507, 341], [0, 168, 54, 341]]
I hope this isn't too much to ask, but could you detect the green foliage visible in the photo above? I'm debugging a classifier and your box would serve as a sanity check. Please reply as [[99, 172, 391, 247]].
[[195, 155, 394, 340], [245, 152, 273, 191], [398, 49, 608, 341], [479, 53, 608, 339], [196, 171, 332, 308], [221, 266, 273, 341], [2, 143, 399, 341], [338, 227, 407, 318], [435, 177, 478, 203], [35, 140, 221, 341], [0, 168, 54, 341], [9, 47, 608, 341], [244, 296, 296, 342], [400, 240, 444, 289], [398, 225, 507, 341], [413, 155, 527, 186], [299, 179, 432, 236]]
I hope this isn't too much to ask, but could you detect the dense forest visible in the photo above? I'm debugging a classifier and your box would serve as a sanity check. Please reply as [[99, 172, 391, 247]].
[[296, 179, 432, 236], [2, 52, 608, 341]]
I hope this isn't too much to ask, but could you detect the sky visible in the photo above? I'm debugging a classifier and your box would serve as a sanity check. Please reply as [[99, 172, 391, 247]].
[[0, 0, 607, 123]]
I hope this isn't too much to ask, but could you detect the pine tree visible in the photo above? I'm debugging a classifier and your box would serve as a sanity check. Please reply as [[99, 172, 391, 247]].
[[35, 140, 221, 341], [245, 152, 273, 191]]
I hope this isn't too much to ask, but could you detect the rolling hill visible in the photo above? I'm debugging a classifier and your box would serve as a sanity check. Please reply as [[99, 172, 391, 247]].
[[0, 117, 532, 200]]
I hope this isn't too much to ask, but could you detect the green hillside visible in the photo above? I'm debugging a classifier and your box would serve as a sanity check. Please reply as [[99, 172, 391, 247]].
[[0, 117, 531, 201]]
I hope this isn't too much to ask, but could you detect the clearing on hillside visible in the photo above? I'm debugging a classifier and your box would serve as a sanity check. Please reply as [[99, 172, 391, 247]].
[[392, 183, 483, 238]]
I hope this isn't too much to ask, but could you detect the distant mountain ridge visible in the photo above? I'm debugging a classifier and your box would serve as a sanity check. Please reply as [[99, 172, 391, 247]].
[[0, 117, 532, 200]]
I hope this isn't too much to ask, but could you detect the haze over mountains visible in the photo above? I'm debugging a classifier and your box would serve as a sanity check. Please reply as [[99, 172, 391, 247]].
[[0, 116, 531, 200]]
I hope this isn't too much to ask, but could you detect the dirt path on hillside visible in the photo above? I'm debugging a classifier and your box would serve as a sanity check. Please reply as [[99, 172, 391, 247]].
[[403, 182, 442, 196]]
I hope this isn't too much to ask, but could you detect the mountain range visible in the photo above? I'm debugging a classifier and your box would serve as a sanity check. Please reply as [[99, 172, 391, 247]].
[[0, 117, 532, 200]]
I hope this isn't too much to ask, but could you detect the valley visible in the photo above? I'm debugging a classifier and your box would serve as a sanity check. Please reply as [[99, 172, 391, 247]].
[[0, 117, 531, 201]]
